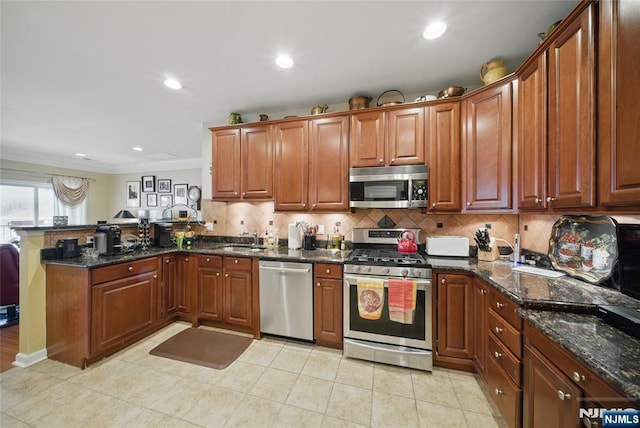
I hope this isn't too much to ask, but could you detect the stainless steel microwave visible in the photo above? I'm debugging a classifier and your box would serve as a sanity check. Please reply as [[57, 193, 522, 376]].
[[349, 165, 428, 209]]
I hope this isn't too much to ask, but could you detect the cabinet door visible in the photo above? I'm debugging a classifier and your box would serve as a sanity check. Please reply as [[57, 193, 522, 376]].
[[91, 271, 157, 353], [314, 264, 343, 349], [309, 116, 350, 211], [523, 344, 581, 428], [473, 278, 489, 378], [436, 273, 474, 359], [517, 53, 548, 211], [427, 102, 461, 211], [161, 255, 177, 318], [463, 81, 513, 211], [274, 120, 309, 211], [198, 267, 223, 322], [241, 125, 274, 199], [223, 268, 253, 328], [547, 4, 596, 209], [350, 111, 385, 167], [387, 107, 426, 166], [598, 0, 640, 207], [176, 255, 195, 314], [211, 128, 241, 200]]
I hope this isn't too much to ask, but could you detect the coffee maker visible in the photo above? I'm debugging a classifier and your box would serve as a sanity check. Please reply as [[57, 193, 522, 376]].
[[96, 225, 121, 255]]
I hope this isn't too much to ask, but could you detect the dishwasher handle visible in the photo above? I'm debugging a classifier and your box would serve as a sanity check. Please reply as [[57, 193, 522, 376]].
[[259, 265, 311, 274]]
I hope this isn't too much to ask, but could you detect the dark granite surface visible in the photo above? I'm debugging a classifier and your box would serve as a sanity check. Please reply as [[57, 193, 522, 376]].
[[521, 309, 640, 402]]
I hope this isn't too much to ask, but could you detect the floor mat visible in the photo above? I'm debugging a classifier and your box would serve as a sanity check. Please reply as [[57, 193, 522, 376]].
[[149, 327, 252, 370]]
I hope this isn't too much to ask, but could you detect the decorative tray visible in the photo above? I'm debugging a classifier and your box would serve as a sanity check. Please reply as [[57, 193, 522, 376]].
[[548, 215, 618, 284]]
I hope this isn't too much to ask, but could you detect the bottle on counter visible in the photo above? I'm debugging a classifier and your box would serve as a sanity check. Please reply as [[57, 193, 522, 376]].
[[332, 223, 341, 249]]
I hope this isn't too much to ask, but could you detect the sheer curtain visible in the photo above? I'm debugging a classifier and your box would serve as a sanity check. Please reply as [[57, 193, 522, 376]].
[[51, 176, 88, 224]]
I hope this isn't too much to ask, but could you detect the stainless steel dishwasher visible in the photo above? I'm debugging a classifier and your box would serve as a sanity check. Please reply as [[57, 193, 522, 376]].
[[259, 260, 313, 341]]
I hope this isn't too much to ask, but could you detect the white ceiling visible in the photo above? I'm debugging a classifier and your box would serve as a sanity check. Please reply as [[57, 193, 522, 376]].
[[1, 0, 577, 174]]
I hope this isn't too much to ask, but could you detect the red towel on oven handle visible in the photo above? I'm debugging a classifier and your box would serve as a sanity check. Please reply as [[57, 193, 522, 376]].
[[388, 278, 416, 324]]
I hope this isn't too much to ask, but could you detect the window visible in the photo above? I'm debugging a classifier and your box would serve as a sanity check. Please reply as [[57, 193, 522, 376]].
[[0, 180, 86, 243]]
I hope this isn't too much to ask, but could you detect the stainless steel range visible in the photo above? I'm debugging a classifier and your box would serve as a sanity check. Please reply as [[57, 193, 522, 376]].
[[343, 228, 433, 371]]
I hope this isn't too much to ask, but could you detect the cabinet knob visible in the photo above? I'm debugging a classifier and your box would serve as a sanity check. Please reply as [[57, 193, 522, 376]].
[[165, 259, 170, 264], [216, 272, 220, 277], [153, 274, 158, 279], [184, 258, 189, 262], [494, 327, 503, 334], [481, 289, 487, 294], [303, 203, 306, 208], [391, 158, 395, 162], [206, 258, 210, 262], [441, 278, 446, 284], [466, 202, 471, 207], [557, 390, 571, 401], [128, 266, 133, 272], [234, 259, 238, 264], [234, 192, 238, 196], [572, 372, 585, 382], [432, 202, 436, 207], [496, 302, 504, 309], [546, 196, 556, 203], [378, 159, 383, 164], [494, 351, 502, 359], [535, 197, 542, 204], [317, 282, 321, 287], [494, 388, 503, 396], [225, 273, 229, 277], [312, 204, 316, 209], [242, 192, 246, 196]]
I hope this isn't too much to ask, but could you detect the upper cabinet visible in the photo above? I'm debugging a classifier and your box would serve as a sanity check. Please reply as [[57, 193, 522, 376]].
[[211, 124, 274, 200], [427, 102, 461, 212], [547, 3, 596, 209], [350, 106, 425, 168], [463, 79, 514, 211], [274, 120, 309, 211], [598, 0, 640, 208]]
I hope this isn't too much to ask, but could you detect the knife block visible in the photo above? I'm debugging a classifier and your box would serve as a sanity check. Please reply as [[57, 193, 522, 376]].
[[478, 239, 500, 261]]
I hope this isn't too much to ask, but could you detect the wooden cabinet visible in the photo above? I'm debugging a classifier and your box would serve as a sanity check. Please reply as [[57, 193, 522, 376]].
[[161, 255, 178, 318], [598, 0, 640, 208], [350, 106, 425, 167], [176, 254, 196, 316], [223, 256, 253, 328], [516, 52, 548, 211], [547, 3, 596, 209], [523, 321, 628, 428], [463, 80, 513, 211], [211, 125, 274, 201], [435, 272, 474, 370], [472, 278, 489, 378], [314, 263, 343, 349], [427, 102, 461, 212], [309, 116, 350, 211], [274, 119, 309, 211], [197, 255, 223, 322]]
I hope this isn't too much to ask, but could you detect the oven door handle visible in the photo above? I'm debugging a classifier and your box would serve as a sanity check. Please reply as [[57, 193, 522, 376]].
[[344, 274, 430, 291]]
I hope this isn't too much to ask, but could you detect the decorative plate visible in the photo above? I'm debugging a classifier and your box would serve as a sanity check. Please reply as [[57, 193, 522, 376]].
[[548, 215, 618, 284]]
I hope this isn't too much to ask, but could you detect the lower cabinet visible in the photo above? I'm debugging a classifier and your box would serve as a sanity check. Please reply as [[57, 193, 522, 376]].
[[197, 255, 223, 322], [161, 254, 196, 322], [161, 255, 178, 318], [314, 263, 343, 349], [223, 256, 253, 328], [473, 277, 489, 377], [434, 272, 474, 370]]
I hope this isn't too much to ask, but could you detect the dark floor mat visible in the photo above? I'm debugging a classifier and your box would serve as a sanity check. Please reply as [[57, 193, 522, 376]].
[[149, 327, 252, 370]]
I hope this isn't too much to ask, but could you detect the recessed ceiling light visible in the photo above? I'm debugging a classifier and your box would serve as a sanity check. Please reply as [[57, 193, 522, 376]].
[[132, 147, 143, 152], [276, 54, 294, 69], [423, 21, 447, 39], [163, 78, 182, 90], [75, 153, 86, 157]]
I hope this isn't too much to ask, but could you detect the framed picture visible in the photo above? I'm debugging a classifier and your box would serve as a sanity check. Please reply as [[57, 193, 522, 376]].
[[142, 175, 155, 192], [126, 181, 141, 207], [158, 179, 172, 193], [159, 194, 173, 208], [146, 193, 157, 207], [174, 183, 188, 205]]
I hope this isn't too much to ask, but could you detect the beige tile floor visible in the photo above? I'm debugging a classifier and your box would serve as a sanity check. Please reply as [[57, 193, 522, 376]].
[[1, 322, 507, 428]]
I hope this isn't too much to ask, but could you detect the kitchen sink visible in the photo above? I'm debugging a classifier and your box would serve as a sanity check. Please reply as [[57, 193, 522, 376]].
[[220, 245, 266, 252]]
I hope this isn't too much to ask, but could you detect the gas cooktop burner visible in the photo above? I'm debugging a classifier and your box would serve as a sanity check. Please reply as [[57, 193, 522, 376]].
[[347, 248, 427, 266]]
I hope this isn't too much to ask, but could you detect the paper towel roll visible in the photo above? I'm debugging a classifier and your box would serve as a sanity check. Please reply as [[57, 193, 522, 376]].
[[288, 223, 302, 249]]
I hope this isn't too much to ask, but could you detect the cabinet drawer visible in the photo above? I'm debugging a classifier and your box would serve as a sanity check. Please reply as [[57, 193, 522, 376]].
[[487, 356, 522, 428], [489, 309, 522, 358], [223, 256, 252, 271], [490, 290, 522, 330], [91, 258, 157, 285], [315, 263, 343, 279], [488, 333, 521, 386], [198, 255, 222, 268]]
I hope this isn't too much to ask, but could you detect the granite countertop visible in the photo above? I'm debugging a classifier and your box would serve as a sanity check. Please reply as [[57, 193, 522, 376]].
[[521, 309, 640, 402]]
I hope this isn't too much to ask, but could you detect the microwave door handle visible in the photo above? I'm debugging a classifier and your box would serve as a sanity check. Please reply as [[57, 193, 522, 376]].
[[407, 177, 413, 207]]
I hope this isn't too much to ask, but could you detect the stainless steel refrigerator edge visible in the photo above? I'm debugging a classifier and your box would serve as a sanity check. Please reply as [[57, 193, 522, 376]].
[[259, 260, 314, 341]]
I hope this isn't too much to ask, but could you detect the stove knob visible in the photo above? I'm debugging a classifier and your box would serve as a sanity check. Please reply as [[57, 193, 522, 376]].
[[401, 268, 409, 277], [382, 267, 389, 274], [414, 270, 422, 277], [364, 266, 371, 273], [352, 265, 360, 272]]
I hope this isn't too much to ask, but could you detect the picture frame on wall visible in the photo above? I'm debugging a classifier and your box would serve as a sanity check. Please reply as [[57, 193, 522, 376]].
[[158, 179, 172, 193], [126, 181, 141, 207], [146, 193, 157, 207], [159, 194, 173, 208], [142, 175, 155, 192], [174, 184, 188, 205]]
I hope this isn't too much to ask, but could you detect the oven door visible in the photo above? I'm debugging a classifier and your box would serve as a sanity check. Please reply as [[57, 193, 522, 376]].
[[343, 273, 432, 350]]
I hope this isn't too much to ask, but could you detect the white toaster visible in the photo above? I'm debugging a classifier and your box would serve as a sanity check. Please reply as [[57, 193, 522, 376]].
[[426, 236, 470, 257]]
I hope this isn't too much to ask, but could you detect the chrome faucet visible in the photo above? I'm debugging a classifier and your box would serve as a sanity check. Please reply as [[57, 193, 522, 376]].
[[252, 230, 259, 246]]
